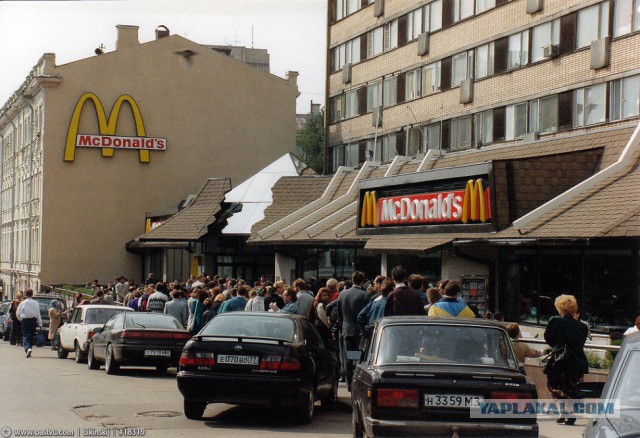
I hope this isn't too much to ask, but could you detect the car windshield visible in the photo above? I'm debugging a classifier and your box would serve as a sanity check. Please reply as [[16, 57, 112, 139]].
[[85, 308, 128, 324], [126, 314, 183, 329], [375, 324, 517, 369], [612, 350, 640, 410], [200, 315, 296, 341]]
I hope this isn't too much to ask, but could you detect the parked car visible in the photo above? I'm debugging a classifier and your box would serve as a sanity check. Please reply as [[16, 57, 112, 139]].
[[0, 302, 11, 341], [32, 294, 67, 341], [349, 316, 539, 438], [87, 312, 190, 374], [176, 312, 339, 422], [581, 332, 640, 437], [57, 304, 133, 362]]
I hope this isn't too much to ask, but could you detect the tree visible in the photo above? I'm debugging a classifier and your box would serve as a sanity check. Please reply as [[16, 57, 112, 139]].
[[296, 109, 325, 174]]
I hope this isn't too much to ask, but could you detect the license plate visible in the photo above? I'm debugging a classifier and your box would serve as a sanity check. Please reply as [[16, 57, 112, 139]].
[[425, 394, 482, 408], [218, 354, 259, 366], [144, 349, 171, 357]]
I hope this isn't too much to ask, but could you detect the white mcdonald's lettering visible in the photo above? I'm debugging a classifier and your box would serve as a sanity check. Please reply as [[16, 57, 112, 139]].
[[76, 135, 167, 150], [378, 191, 465, 225]]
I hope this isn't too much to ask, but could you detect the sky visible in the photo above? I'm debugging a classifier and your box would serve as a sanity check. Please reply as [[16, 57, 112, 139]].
[[0, 0, 327, 114]]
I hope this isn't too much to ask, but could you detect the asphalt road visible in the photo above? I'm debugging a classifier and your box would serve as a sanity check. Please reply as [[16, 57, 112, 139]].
[[0, 341, 586, 438]]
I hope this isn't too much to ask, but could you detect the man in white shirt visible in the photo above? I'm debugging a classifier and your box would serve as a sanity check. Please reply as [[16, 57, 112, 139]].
[[624, 316, 640, 336], [16, 289, 43, 358]]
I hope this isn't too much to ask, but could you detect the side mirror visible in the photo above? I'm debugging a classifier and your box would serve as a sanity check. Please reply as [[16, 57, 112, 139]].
[[347, 350, 363, 361], [93, 327, 103, 334], [577, 381, 605, 399]]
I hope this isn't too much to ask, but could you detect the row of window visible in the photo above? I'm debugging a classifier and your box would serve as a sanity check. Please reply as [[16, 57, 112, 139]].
[[330, 0, 638, 124], [330, 74, 640, 170]]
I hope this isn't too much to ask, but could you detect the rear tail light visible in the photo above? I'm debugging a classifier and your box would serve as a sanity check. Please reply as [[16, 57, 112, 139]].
[[259, 354, 301, 371], [490, 391, 532, 400], [377, 389, 420, 408], [88, 330, 95, 340], [179, 351, 215, 367]]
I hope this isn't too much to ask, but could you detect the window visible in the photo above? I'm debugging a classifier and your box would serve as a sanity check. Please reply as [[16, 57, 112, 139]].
[[381, 134, 397, 162], [577, 3, 609, 49], [454, 0, 474, 23], [345, 89, 359, 119], [426, 122, 442, 150], [531, 19, 560, 62], [422, 61, 441, 95], [383, 76, 398, 107], [423, 0, 443, 32], [367, 81, 383, 112], [365, 138, 379, 161], [611, 75, 640, 120], [368, 27, 384, 58], [508, 30, 529, 70], [405, 68, 422, 101], [574, 83, 606, 127], [475, 0, 495, 14], [333, 37, 361, 72], [330, 95, 344, 123], [450, 116, 473, 150], [475, 42, 494, 79], [506, 103, 528, 140], [474, 110, 493, 145], [529, 95, 558, 133], [345, 143, 359, 167], [613, 0, 640, 37], [406, 126, 423, 156], [452, 50, 474, 87], [335, 0, 360, 20], [385, 19, 399, 51], [332, 145, 345, 171], [407, 8, 423, 41]]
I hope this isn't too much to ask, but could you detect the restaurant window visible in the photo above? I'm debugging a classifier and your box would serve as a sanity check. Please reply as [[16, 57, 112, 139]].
[[407, 8, 423, 41], [531, 19, 560, 62], [613, 0, 640, 37], [475, 0, 495, 14], [426, 122, 442, 150], [345, 143, 359, 167], [367, 81, 383, 112], [508, 30, 529, 70], [332, 145, 345, 171], [405, 68, 422, 101], [453, 0, 474, 23], [450, 115, 472, 150], [475, 42, 494, 80], [452, 50, 474, 87], [368, 27, 384, 58], [529, 95, 558, 133], [383, 76, 398, 108], [505, 102, 528, 140], [574, 83, 606, 127], [422, 61, 441, 95], [423, 0, 443, 32], [610, 74, 640, 121], [384, 19, 399, 51], [473, 109, 493, 146], [577, 3, 609, 49]]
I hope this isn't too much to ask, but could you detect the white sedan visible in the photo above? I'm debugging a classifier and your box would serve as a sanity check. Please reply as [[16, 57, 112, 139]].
[[58, 304, 133, 363]]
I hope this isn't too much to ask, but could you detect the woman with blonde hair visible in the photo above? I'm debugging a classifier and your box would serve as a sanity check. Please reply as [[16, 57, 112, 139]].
[[543, 294, 589, 425]]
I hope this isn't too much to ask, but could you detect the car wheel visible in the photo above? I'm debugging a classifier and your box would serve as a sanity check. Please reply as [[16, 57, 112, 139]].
[[87, 343, 100, 370], [75, 343, 87, 364], [105, 344, 119, 375], [297, 387, 315, 424], [57, 341, 69, 359], [321, 377, 339, 409], [183, 399, 206, 420]]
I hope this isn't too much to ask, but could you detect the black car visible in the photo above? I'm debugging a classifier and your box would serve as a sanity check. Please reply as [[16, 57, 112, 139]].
[[582, 332, 640, 437], [176, 312, 339, 423], [350, 316, 539, 438], [87, 312, 190, 374]]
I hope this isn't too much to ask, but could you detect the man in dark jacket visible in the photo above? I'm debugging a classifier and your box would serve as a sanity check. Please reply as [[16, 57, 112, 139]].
[[384, 266, 425, 316], [337, 270, 368, 390]]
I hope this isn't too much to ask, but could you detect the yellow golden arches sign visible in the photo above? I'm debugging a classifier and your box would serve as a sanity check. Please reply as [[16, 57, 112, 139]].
[[360, 191, 378, 227], [461, 179, 490, 224], [64, 92, 167, 163]]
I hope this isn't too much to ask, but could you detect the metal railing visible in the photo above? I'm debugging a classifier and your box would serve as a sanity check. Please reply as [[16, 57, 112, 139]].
[[515, 337, 620, 352]]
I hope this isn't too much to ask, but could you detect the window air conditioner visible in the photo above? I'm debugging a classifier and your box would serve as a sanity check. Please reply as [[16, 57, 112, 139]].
[[542, 44, 559, 58]]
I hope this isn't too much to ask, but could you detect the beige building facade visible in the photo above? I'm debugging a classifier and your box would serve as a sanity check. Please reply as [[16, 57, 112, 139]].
[[0, 25, 298, 295]]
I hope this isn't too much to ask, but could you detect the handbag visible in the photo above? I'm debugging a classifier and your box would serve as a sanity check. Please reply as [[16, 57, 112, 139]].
[[542, 345, 569, 375]]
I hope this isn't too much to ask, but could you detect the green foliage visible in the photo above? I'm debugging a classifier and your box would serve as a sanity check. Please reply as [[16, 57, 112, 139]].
[[296, 109, 325, 174], [586, 350, 613, 370], [59, 284, 94, 297]]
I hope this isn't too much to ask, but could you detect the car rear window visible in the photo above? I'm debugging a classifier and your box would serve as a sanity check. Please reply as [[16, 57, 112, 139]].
[[126, 314, 183, 329], [85, 308, 129, 324], [375, 324, 517, 369], [200, 315, 296, 341]]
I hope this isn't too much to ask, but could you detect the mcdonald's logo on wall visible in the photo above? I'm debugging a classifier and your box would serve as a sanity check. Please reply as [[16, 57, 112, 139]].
[[359, 179, 492, 229], [64, 92, 167, 163]]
